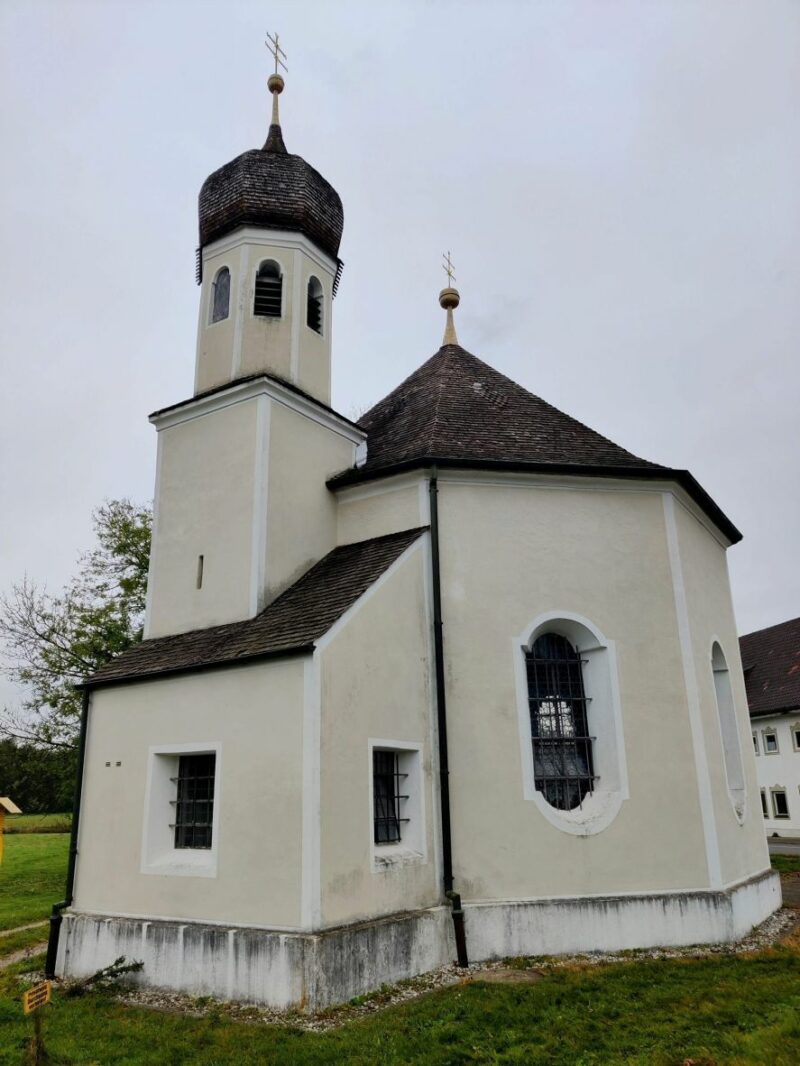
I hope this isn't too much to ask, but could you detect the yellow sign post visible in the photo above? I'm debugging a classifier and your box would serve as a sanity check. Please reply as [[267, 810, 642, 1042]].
[[23, 981, 52, 1015], [0, 797, 23, 866], [23, 980, 52, 1065]]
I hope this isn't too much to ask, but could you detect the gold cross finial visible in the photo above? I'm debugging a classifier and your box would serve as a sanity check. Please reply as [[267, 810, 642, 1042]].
[[265, 31, 288, 76], [442, 251, 456, 287]]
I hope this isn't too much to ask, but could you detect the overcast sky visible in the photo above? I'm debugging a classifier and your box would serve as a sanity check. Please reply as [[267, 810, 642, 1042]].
[[1, 1, 798, 710]]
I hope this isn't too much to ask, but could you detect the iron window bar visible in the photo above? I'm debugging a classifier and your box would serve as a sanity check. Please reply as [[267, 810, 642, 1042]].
[[172, 753, 216, 850], [524, 632, 596, 812], [373, 751, 409, 844]]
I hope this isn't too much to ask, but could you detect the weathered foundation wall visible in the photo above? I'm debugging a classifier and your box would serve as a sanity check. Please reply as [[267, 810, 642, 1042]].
[[58, 870, 779, 1010]]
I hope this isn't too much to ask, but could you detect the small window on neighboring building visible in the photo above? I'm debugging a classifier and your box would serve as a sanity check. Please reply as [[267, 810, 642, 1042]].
[[793, 725, 800, 752], [763, 730, 779, 754], [771, 789, 790, 819], [372, 750, 405, 844], [254, 260, 282, 317], [525, 632, 595, 812], [306, 276, 323, 334], [760, 789, 768, 817], [173, 753, 216, 849], [752, 733, 760, 755], [210, 266, 230, 323]]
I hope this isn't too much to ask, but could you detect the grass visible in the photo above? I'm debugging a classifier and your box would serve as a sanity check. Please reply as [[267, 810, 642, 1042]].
[[2, 812, 72, 834], [0, 833, 68, 931], [770, 853, 800, 874], [0, 833, 797, 1063]]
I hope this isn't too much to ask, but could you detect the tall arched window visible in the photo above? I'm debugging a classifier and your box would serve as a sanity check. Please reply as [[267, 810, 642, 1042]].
[[525, 633, 595, 811], [254, 260, 282, 318], [711, 642, 746, 820], [210, 267, 230, 323], [306, 276, 323, 334]]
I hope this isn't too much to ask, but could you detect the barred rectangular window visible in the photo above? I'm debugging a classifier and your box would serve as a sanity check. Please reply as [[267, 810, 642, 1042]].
[[373, 750, 408, 844], [172, 753, 216, 849]]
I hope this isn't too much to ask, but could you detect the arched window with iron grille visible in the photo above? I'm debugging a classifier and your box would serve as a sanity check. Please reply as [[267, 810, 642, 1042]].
[[306, 276, 323, 334], [525, 632, 595, 811], [254, 260, 282, 318], [210, 267, 230, 323]]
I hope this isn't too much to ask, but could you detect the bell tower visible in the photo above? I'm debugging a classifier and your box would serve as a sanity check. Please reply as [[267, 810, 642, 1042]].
[[143, 42, 362, 642], [194, 39, 343, 405]]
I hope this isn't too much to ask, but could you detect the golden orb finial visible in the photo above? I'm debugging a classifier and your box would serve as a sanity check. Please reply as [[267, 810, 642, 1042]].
[[439, 252, 460, 345]]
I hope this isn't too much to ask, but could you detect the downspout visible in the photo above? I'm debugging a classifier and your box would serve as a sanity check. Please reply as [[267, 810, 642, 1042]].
[[428, 472, 469, 967], [45, 686, 91, 979]]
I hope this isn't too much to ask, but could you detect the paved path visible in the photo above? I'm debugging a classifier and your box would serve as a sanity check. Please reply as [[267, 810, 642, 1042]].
[[770, 838, 800, 857], [0, 942, 48, 970], [0, 921, 47, 939]]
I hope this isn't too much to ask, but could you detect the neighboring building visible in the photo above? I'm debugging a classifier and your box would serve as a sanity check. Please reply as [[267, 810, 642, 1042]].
[[741, 616, 800, 836], [50, 65, 779, 1010]]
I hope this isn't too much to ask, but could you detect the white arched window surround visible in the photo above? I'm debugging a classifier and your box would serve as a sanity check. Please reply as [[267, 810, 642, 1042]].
[[306, 275, 324, 335], [709, 639, 746, 824], [513, 611, 629, 836], [253, 258, 284, 318]]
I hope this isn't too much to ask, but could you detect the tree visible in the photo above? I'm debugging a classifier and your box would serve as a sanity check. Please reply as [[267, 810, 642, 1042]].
[[0, 499, 152, 748]]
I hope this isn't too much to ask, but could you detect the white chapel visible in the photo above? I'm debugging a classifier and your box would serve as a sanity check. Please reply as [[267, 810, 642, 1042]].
[[48, 57, 780, 1009]]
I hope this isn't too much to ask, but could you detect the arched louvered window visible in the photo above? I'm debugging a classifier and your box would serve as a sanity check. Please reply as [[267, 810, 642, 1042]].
[[254, 260, 282, 318], [210, 267, 230, 323], [525, 632, 595, 811], [306, 276, 323, 334]]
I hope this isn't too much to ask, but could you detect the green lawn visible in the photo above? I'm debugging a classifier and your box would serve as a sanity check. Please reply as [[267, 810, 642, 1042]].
[[771, 853, 800, 874], [0, 832, 68, 931], [3, 812, 72, 834], [0, 834, 798, 1064]]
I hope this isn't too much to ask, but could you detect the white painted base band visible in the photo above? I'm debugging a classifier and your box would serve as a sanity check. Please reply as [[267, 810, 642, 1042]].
[[57, 870, 780, 1010]]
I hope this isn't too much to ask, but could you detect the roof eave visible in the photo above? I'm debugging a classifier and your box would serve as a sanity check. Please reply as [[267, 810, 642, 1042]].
[[80, 643, 315, 693], [327, 457, 742, 545]]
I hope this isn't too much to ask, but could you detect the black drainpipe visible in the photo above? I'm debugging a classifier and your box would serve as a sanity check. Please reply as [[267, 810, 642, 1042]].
[[428, 472, 469, 967], [45, 685, 91, 979]]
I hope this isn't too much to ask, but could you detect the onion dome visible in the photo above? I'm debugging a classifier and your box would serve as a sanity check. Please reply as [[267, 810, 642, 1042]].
[[198, 72, 343, 261]]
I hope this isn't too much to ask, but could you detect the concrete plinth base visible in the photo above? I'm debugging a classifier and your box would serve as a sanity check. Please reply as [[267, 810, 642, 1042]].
[[58, 869, 780, 1010]]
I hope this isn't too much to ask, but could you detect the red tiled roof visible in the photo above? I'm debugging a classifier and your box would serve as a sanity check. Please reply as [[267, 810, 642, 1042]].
[[740, 616, 800, 718]]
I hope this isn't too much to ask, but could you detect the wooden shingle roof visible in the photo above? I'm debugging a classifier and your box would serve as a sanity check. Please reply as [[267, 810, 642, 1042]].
[[88, 528, 426, 688], [329, 344, 741, 544], [740, 616, 800, 718]]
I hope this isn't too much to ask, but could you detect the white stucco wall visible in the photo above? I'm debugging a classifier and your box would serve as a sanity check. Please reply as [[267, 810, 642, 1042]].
[[146, 396, 260, 637], [336, 475, 427, 546], [318, 539, 441, 927], [73, 659, 306, 929], [430, 473, 766, 903], [671, 500, 771, 885], [752, 711, 800, 834], [265, 401, 354, 600]]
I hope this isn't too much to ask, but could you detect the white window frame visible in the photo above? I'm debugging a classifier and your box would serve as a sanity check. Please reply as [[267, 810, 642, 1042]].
[[770, 787, 790, 820], [141, 742, 221, 878], [368, 739, 427, 873], [252, 257, 285, 320], [792, 724, 800, 753], [208, 264, 232, 326], [762, 729, 779, 755], [513, 610, 628, 837], [710, 640, 746, 824]]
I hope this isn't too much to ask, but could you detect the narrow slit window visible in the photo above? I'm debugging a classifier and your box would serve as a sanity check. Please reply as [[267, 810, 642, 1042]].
[[760, 789, 768, 817], [196, 554, 204, 589], [373, 750, 408, 844], [525, 632, 595, 811], [210, 267, 230, 323], [254, 260, 282, 317], [172, 753, 216, 849], [793, 726, 800, 751], [306, 276, 323, 334]]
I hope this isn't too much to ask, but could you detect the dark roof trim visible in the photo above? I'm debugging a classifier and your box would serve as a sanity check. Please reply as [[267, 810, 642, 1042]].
[[749, 705, 800, 720], [79, 644, 314, 693], [149, 372, 362, 432], [328, 457, 742, 544]]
